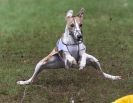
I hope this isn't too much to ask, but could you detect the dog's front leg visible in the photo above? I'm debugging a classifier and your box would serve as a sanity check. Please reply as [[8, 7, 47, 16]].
[[64, 52, 77, 69], [79, 52, 87, 70]]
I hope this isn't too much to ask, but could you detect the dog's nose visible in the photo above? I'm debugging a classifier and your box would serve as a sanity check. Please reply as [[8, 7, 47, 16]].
[[77, 35, 82, 40]]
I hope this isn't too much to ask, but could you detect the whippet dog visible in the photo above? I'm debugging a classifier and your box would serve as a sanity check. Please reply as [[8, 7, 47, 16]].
[[17, 8, 121, 85]]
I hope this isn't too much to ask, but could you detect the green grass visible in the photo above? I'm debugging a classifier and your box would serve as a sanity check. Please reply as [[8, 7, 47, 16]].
[[0, 0, 133, 103]]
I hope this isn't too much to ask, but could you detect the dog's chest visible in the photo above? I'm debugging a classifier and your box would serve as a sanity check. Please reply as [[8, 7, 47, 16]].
[[56, 39, 86, 59]]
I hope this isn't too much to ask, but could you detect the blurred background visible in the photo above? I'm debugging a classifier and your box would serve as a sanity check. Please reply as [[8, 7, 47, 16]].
[[0, 0, 132, 103]]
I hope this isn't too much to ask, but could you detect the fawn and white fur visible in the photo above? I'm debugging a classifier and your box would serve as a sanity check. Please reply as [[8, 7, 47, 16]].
[[17, 8, 121, 85]]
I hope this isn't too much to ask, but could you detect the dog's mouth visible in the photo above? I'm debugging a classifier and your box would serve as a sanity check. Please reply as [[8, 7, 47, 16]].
[[77, 38, 82, 41]]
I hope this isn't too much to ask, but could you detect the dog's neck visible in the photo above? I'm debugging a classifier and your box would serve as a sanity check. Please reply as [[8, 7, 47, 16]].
[[62, 26, 75, 45]]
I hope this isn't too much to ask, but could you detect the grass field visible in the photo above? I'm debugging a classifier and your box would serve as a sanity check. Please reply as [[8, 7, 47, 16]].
[[0, 0, 133, 103]]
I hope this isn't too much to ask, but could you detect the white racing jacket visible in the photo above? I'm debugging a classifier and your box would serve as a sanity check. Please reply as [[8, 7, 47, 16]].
[[56, 39, 86, 59]]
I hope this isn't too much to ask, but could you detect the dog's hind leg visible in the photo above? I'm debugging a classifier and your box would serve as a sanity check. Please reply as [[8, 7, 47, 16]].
[[17, 53, 65, 85], [84, 53, 121, 80]]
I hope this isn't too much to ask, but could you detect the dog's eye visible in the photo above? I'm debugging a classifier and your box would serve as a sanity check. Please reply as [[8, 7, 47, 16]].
[[79, 24, 82, 27], [70, 24, 75, 27]]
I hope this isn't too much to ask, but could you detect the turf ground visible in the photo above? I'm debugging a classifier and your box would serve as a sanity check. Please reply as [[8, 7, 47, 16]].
[[0, 0, 133, 103]]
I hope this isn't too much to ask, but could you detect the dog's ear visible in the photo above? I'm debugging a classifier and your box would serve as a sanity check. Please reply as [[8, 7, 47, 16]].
[[65, 10, 73, 20], [77, 8, 85, 18]]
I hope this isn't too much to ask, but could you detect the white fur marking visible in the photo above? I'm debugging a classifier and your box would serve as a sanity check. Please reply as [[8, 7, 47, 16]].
[[66, 10, 73, 17], [79, 53, 86, 70], [73, 18, 81, 38], [103, 72, 121, 80]]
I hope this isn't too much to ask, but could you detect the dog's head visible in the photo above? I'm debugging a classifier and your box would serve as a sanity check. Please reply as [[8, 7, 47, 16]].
[[65, 8, 85, 41]]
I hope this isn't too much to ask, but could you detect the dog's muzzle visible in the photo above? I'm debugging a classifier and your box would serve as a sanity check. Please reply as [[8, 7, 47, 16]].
[[77, 34, 83, 41], [69, 30, 83, 41]]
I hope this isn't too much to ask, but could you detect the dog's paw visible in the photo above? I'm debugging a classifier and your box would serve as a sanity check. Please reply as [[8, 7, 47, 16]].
[[72, 59, 77, 65], [17, 80, 31, 85], [66, 55, 77, 65], [103, 73, 122, 80], [112, 76, 122, 80], [65, 59, 77, 69], [79, 61, 86, 70], [79, 66, 84, 70]]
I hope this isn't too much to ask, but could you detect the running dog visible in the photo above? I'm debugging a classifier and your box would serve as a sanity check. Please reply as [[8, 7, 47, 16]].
[[17, 8, 121, 85]]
